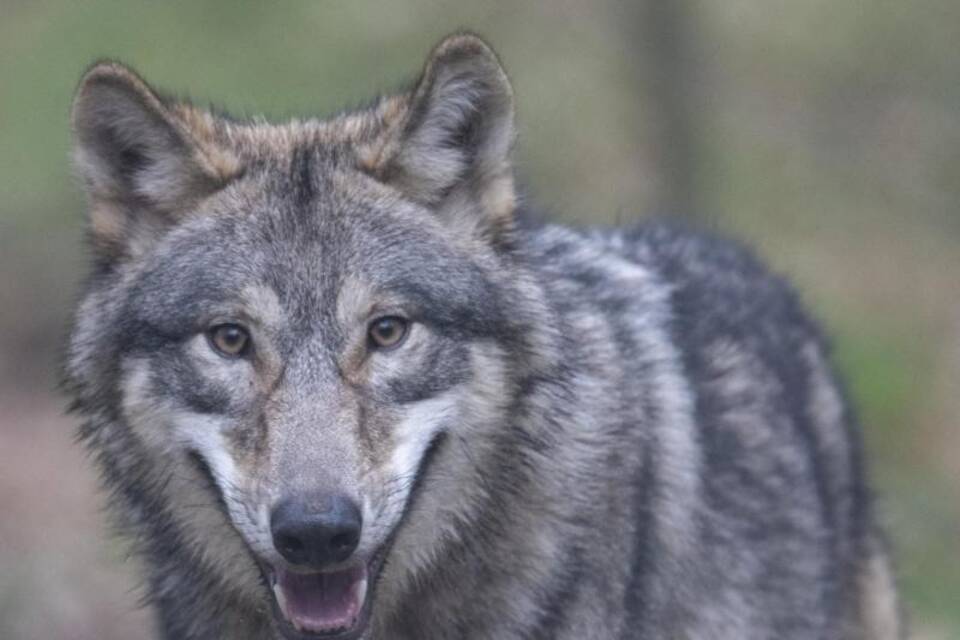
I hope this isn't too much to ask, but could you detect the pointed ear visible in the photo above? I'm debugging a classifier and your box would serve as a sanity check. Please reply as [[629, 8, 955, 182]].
[[70, 62, 239, 256], [363, 34, 516, 243]]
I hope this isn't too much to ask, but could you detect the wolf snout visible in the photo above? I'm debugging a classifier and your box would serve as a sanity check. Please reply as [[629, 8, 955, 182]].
[[269, 494, 362, 569]]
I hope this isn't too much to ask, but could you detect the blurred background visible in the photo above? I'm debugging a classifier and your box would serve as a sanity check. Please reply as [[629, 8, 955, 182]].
[[0, 1, 957, 638]]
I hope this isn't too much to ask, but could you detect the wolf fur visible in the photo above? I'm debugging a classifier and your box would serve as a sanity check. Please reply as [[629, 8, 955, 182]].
[[65, 33, 901, 639]]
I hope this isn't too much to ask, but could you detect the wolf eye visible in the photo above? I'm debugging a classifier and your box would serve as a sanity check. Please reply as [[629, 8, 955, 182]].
[[207, 324, 251, 357], [368, 316, 408, 350]]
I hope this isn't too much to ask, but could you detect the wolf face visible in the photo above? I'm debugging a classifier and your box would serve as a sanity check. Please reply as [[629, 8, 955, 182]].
[[67, 35, 537, 639]]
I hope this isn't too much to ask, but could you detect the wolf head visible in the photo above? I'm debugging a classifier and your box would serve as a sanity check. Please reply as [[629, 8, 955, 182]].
[[67, 34, 551, 639]]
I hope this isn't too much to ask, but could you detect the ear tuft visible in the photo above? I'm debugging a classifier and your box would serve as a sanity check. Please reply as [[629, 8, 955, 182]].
[[71, 61, 239, 255], [365, 33, 516, 242]]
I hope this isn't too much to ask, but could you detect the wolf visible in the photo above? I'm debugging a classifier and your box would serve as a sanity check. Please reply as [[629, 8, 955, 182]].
[[64, 33, 901, 639]]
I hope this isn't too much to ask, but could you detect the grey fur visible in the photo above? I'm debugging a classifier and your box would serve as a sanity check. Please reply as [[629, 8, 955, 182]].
[[65, 33, 902, 639]]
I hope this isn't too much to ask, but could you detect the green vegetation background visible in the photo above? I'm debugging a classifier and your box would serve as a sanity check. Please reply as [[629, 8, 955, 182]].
[[0, 2, 956, 638]]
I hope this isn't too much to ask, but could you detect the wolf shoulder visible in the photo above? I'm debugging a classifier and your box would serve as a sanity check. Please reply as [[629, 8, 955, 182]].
[[519, 217, 894, 637], [521, 215, 868, 524]]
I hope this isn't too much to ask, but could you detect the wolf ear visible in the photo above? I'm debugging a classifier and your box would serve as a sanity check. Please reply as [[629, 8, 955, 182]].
[[71, 62, 239, 256], [364, 34, 516, 243]]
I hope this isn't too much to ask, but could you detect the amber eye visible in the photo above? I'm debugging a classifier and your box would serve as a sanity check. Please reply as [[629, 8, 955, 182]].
[[368, 316, 409, 350], [207, 324, 251, 357]]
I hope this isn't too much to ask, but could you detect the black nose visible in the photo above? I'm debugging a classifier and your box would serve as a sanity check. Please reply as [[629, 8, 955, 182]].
[[270, 495, 362, 569]]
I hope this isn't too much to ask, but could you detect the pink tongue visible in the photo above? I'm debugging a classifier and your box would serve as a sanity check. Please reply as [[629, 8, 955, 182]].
[[276, 565, 365, 633]]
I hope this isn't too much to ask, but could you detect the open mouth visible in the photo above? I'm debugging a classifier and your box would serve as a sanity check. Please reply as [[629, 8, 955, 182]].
[[264, 550, 387, 640], [271, 565, 368, 637]]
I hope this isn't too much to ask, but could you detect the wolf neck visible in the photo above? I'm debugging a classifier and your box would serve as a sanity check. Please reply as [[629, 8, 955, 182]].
[[372, 225, 703, 639]]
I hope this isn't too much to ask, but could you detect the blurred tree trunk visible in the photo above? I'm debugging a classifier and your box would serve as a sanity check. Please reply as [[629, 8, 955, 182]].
[[624, 0, 702, 218]]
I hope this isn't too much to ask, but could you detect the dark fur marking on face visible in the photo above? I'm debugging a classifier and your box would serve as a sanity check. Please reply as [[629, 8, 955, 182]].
[[290, 144, 317, 213], [118, 336, 234, 416], [386, 277, 506, 342], [160, 350, 233, 415], [384, 338, 469, 404]]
